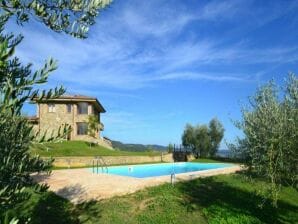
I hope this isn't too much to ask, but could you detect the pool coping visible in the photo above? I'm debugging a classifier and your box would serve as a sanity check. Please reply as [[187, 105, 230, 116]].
[[32, 163, 242, 204], [89, 162, 236, 179]]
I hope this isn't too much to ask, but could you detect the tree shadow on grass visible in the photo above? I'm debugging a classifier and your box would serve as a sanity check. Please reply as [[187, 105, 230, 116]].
[[8, 190, 81, 224], [12, 185, 102, 224], [30, 191, 80, 224], [57, 184, 103, 223], [75, 200, 103, 223], [177, 176, 298, 224], [56, 184, 87, 204]]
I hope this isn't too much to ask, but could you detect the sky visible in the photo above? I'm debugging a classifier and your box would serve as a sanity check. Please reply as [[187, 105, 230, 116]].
[[8, 0, 298, 147]]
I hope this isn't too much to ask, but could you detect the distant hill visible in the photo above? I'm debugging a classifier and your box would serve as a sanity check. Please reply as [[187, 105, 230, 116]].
[[110, 140, 168, 152], [216, 150, 232, 158]]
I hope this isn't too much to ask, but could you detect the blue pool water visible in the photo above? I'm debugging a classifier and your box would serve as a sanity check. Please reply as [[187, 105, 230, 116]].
[[90, 162, 234, 178]]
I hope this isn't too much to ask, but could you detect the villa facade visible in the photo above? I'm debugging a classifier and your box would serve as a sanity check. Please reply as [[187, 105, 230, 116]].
[[28, 95, 107, 143]]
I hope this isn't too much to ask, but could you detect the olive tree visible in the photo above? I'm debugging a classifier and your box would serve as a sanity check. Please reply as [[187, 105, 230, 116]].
[[182, 119, 224, 158], [208, 118, 224, 157], [1, 0, 112, 38], [182, 124, 196, 153], [0, 15, 63, 214], [231, 74, 298, 207], [195, 125, 211, 157], [0, 0, 112, 218], [168, 143, 174, 153]]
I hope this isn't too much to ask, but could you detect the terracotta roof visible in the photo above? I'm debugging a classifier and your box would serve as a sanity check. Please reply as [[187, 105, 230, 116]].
[[53, 95, 97, 100], [31, 94, 106, 113]]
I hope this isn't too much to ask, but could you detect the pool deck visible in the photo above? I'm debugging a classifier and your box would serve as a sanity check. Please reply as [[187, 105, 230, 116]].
[[33, 164, 242, 204]]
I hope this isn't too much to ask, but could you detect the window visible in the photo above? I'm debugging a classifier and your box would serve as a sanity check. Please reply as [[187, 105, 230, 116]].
[[77, 122, 88, 135], [66, 104, 72, 113], [48, 104, 55, 112], [77, 102, 88, 114]]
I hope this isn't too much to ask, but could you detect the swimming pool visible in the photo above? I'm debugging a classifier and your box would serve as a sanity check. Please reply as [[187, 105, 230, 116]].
[[90, 162, 234, 178]]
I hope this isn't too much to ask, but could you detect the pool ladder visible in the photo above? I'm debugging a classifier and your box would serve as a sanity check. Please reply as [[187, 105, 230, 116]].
[[93, 156, 108, 174]]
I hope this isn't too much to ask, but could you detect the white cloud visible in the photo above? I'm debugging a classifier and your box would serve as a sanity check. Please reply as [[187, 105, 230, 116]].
[[153, 72, 248, 82], [200, 0, 247, 20], [10, 0, 298, 91]]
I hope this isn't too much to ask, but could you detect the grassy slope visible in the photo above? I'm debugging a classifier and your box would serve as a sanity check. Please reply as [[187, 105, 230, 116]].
[[11, 173, 298, 224], [30, 141, 160, 157]]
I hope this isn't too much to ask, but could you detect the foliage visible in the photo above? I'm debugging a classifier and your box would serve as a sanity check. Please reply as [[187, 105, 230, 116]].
[[182, 124, 196, 152], [0, 0, 112, 38], [0, 14, 66, 216], [195, 125, 211, 157], [6, 189, 78, 224], [209, 118, 225, 156], [168, 143, 174, 153], [230, 74, 298, 207], [0, 0, 112, 221], [7, 174, 298, 224], [0, 18, 64, 114], [182, 118, 224, 158], [87, 115, 99, 138], [0, 110, 52, 212]]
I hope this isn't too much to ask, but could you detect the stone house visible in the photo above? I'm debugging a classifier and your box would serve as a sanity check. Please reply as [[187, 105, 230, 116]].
[[28, 95, 110, 145]]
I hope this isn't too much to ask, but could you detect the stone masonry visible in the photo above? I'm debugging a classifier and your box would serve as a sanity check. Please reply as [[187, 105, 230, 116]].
[[29, 95, 110, 147]]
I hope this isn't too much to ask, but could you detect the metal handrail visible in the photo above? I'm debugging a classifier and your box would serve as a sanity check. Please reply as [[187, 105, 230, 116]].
[[99, 156, 108, 173], [93, 156, 108, 173]]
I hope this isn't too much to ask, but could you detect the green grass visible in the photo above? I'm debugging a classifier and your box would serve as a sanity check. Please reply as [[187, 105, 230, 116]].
[[30, 141, 160, 157], [192, 158, 225, 163], [192, 157, 243, 164], [9, 173, 298, 224]]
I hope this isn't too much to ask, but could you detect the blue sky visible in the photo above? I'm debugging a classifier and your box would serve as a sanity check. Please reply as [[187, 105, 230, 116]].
[[9, 0, 298, 147]]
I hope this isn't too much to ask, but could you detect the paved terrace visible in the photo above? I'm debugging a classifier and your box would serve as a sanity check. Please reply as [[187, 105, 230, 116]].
[[33, 165, 242, 204]]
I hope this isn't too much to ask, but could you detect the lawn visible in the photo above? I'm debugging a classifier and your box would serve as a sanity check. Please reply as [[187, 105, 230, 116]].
[[30, 141, 160, 157], [9, 173, 298, 224], [192, 158, 226, 163]]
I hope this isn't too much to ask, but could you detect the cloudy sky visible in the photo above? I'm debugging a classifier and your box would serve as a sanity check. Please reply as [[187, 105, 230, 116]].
[[9, 0, 298, 147]]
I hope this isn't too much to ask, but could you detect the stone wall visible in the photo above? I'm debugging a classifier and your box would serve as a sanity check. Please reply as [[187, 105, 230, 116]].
[[37, 102, 102, 142], [51, 153, 177, 167]]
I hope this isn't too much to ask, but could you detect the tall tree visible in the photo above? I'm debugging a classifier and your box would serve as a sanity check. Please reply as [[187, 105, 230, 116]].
[[182, 119, 224, 158], [195, 125, 211, 157], [208, 118, 224, 157], [168, 143, 174, 153], [231, 74, 298, 207], [182, 124, 196, 154]]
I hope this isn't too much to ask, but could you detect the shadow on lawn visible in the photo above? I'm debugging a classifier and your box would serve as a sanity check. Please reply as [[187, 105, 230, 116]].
[[75, 200, 103, 223], [11, 184, 102, 224], [9, 190, 80, 224], [56, 184, 87, 203], [177, 176, 298, 224], [30, 192, 80, 224], [56, 184, 103, 223]]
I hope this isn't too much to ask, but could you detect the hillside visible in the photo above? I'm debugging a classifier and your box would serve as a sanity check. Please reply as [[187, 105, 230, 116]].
[[110, 140, 168, 152], [30, 141, 160, 157]]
